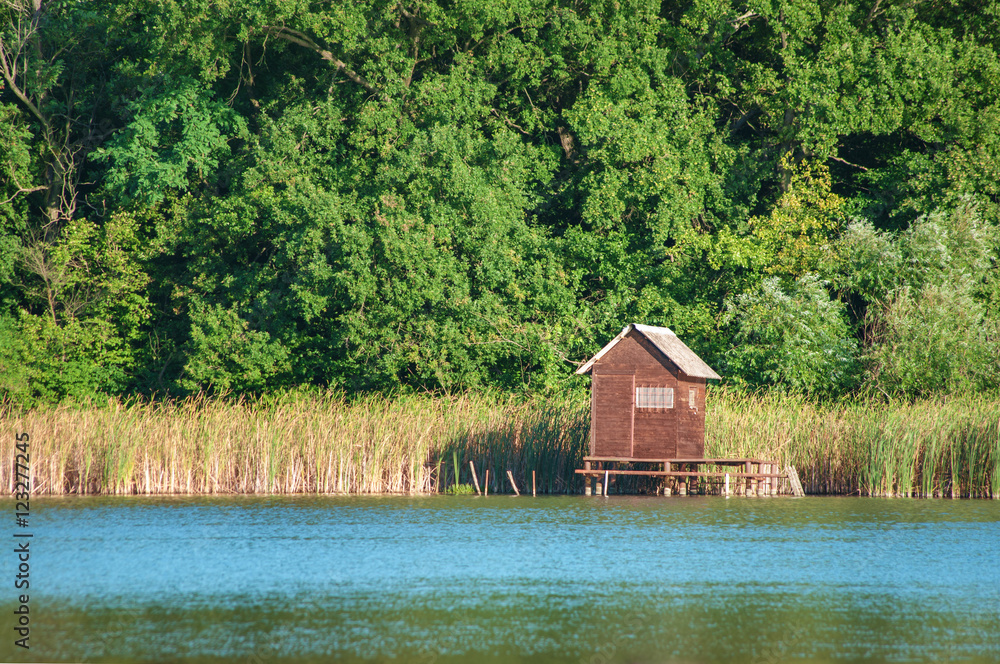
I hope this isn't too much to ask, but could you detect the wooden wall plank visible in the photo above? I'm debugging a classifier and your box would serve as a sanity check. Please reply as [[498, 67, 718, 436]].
[[593, 373, 634, 457]]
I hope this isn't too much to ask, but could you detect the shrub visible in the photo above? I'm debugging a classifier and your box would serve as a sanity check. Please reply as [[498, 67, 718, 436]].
[[722, 274, 859, 397]]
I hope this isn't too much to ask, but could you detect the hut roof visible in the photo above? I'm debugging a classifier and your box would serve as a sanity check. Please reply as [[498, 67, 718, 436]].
[[575, 323, 722, 380]]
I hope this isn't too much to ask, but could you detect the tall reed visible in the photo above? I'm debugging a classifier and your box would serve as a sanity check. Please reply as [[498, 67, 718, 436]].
[[0, 392, 588, 496], [706, 390, 1000, 497], [2, 390, 998, 497]]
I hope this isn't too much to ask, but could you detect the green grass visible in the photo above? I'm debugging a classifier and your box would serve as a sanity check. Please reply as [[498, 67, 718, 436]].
[[2, 389, 998, 497]]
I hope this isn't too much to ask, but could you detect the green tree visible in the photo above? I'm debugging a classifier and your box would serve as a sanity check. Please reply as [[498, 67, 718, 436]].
[[1, 214, 150, 405], [3, 0, 1000, 404], [867, 284, 1000, 397], [862, 202, 1000, 396], [0, 0, 156, 405], [722, 274, 859, 396]]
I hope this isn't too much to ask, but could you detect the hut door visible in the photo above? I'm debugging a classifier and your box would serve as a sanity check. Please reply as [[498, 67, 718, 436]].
[[592, 373, 635, 457]]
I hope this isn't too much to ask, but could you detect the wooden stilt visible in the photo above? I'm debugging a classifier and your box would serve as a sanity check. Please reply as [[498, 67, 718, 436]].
[[469, 461, 481, 495], [507, 470, 520, 496], [484, 469, 489, 497], [532, 470, 536, 497], [604, 470, 609, 496]]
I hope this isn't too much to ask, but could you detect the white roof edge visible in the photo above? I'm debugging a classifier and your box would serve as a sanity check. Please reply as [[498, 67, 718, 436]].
[[633, 323, 675, 336]]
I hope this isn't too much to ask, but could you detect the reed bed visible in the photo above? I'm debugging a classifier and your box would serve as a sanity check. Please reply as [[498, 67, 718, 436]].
[[0, 393, 588, 496], [2, 390, 999, 497], [707, 390, 1000, 498]]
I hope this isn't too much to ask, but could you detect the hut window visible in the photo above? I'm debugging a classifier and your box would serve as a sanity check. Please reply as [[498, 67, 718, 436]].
[[689, 388, 697, 408], [636, 387, 673, 409]]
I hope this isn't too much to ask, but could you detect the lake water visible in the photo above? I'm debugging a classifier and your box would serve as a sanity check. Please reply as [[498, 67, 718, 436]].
[[3, 495, 999, 663]]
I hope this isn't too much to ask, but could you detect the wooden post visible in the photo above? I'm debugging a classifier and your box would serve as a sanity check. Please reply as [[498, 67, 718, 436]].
[[725, 472, 730, 496], [484, 469, 489, 497], [469, 461, 481, 495], [507, 470, 520, 496], [604, 470, 610, 496], [745, 460, 752, 495], [532, 470, 536, 497], [584, 460, 592, 496]]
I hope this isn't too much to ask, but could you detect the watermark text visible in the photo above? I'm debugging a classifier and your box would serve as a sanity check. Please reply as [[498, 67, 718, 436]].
[[13, 432, 31, 650]]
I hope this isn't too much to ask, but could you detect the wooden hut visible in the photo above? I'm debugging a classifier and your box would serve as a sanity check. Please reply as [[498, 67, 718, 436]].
[[575, 324, 721, 459]]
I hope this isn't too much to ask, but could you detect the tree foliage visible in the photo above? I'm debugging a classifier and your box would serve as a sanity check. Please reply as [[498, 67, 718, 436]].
[[722, 274, 859, 397], [2, 0, 999, 405]]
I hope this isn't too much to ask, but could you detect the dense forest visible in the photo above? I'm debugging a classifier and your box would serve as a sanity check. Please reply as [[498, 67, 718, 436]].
[[2, 0, 999, 406]]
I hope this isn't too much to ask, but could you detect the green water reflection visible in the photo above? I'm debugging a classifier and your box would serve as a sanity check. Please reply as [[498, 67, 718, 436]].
[[3, 495, 999, 663]]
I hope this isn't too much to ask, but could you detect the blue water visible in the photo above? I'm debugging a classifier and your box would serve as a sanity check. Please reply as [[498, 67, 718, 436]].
[[4, 495, 1000, 662]]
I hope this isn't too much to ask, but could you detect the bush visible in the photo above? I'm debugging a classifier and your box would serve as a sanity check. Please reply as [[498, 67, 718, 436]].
[[859, 201, 1000, 397], [867, 284, 1000, 397], [722, 274, 860, 397]]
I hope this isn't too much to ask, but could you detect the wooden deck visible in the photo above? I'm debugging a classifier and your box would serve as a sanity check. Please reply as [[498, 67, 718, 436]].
[[576, 456, 803, 496]]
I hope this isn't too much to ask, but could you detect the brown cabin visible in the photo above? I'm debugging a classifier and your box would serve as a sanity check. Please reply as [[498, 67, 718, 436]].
[[576, 324, 722, 459]]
